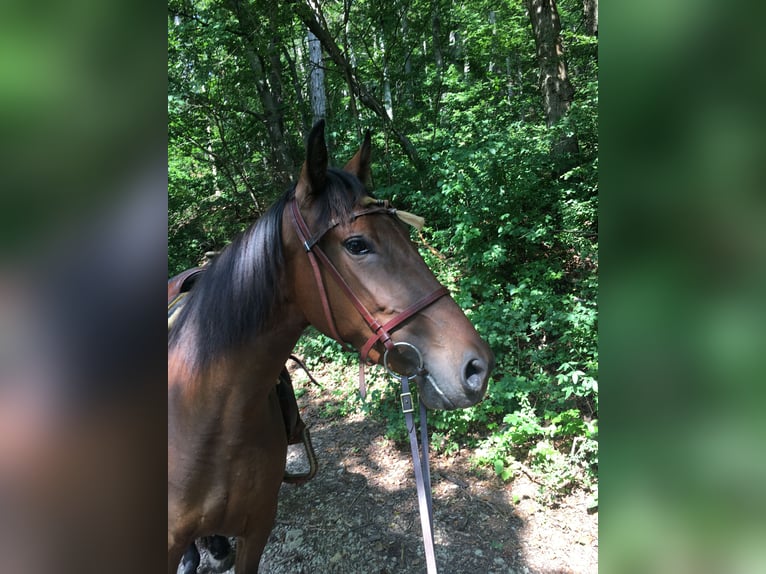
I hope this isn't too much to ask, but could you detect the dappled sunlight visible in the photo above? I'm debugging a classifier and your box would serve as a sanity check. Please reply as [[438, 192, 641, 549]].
[[251, 362, 596, 573]]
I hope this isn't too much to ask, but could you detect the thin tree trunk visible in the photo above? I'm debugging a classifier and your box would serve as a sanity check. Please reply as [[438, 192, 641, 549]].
[[226, 0, 293, 187], [282, 42, 311, 132], [307, 30, 326, 125], [341, 0, 361, 135], [401, 10, 414, 108], [378, 25, 394, 120], [583, 0, 598, 37], [525, 0, 575, 128], [206, 123, 221, 196], [432, 2, 444, 69], [488, 10, 496, 74]]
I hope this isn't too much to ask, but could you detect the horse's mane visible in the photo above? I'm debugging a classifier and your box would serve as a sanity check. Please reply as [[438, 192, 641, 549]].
[[168, 167, 369, 370]]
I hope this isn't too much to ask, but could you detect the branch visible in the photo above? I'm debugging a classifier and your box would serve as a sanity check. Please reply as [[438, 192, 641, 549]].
[[209, 112, 261, 210], [290, 0, 426, 175]]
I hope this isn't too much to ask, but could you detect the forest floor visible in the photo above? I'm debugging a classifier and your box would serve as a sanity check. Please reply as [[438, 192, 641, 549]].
[[191, 363, 598, 574]]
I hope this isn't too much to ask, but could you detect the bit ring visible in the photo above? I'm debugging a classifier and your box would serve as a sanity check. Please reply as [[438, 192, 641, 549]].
[[383, 341, 424, 381]]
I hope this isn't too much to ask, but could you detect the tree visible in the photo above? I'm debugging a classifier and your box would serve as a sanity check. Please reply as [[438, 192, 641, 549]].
[[224, 0, 293, 187], [291, 0, 425, 174], [525, 0, 575, 127], [583, 0, 598, 37], [307, 30, 327, 125]]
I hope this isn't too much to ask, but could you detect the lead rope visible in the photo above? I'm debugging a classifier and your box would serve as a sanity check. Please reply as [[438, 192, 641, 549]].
[[400, 373, 438, 573], [387, 342, 438, 574]]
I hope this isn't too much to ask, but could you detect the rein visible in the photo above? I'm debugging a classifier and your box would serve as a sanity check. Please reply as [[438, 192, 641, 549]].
[[385, 342, 438, 574], [289, 197, 444, 573]]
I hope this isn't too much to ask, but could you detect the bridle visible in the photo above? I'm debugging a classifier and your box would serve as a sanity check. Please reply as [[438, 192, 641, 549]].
[[289, 196, 448, 393], [289, 195, 446, 573]]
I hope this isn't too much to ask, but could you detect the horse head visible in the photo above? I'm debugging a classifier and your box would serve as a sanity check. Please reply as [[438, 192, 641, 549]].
[[284, 121, 494, 410]]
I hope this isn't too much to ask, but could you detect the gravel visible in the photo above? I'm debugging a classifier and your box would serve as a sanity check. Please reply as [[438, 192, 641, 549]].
[[184, 372, 597, 574]]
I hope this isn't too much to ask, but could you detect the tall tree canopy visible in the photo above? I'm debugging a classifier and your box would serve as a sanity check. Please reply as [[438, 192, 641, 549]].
[[168, 0, 598, 491]]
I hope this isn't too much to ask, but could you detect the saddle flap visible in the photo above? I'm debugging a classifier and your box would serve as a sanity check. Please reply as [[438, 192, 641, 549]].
[[167, 267, 206, 304]]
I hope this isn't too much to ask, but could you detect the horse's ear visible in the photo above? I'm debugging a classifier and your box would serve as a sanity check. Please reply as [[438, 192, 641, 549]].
[[344, 130, 372, 185], [297, 120, 328, 200]]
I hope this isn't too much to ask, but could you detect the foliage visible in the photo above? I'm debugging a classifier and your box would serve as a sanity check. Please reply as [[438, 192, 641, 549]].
[[168, 0, 598, 496]]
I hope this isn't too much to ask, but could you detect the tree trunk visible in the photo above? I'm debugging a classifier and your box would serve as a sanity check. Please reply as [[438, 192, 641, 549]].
[[431, 3, 444, 69], [525, 0, 575, 128], [401, 10, 414, 108], [488, 10, 496, 74], [583, 0, 598, 37], [307, 30, 326, 125], [282, 41, 312, 132], [378, 26, 394, 120], [342, 0, 361, 135]]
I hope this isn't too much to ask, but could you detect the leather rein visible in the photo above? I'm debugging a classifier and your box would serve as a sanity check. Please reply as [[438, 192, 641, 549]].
[[289, 196, 445, 573]]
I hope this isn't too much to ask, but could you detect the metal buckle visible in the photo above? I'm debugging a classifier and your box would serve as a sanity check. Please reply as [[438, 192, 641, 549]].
[[400, 392, 414, 414]]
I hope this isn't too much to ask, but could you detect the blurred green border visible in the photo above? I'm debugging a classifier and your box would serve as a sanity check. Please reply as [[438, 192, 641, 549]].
[[601, 1, 766, 572], [0, 0, 167, 253], [0, 1, 168, 571]]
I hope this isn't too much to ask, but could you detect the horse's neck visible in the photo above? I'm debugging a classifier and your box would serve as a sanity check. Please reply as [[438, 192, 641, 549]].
[[170, 310, 307, 416], [168, 315, 306, 502]]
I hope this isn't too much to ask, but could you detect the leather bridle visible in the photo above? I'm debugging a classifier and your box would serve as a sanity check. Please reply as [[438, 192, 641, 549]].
[[290, 195, 447, 573], [289, 196, 448, 393]]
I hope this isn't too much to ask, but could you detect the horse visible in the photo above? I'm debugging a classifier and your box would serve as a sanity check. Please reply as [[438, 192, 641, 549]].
[[168, 120, 494, 573]]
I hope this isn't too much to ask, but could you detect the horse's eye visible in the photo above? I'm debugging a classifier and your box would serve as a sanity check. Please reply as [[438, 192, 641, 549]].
[[344, 237, 371, 255]]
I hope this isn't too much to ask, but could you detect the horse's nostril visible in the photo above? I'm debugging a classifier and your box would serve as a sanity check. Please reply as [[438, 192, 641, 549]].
[[464, 358, 487, 392]]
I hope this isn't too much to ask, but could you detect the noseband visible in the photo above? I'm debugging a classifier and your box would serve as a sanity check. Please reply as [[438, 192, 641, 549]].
[[289, 197, 448, 395]]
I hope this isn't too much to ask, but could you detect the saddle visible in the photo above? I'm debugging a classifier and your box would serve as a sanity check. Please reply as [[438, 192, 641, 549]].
[[168, 266, 317, 484]]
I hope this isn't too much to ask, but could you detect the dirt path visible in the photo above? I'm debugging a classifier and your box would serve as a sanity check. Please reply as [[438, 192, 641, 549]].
[[192, 368, 598, 574]]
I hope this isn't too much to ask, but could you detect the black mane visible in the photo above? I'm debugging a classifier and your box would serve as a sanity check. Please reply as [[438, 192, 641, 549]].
[[168, 167, 369, 370], [313, 167, 371, 225]]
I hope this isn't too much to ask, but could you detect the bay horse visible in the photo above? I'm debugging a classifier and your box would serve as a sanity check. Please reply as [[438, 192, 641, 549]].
[[168, 120, 494, 573]]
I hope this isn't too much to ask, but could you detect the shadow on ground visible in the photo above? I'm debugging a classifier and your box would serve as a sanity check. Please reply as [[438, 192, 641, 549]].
[[259, 412, 530, 574], [189, 371, 596, 574]]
